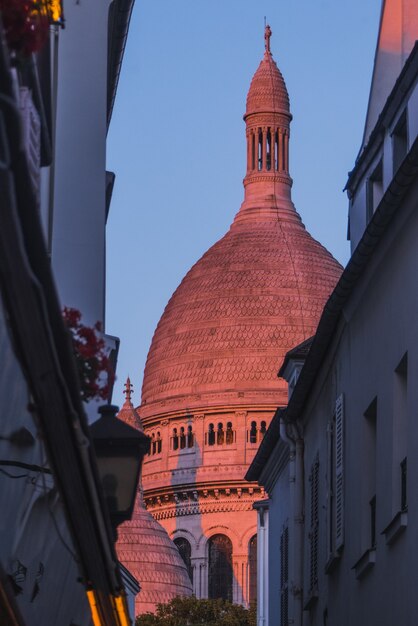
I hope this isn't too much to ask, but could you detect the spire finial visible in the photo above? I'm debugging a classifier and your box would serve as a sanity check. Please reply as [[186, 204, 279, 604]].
[[264, 23, 272, 53], [123, 376, 134, 402]]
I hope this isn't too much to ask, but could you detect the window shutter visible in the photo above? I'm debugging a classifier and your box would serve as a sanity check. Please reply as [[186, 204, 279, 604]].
[[280, 526, 289, 626], [335, 394, 344, 550], [309, 457, 319, 591]]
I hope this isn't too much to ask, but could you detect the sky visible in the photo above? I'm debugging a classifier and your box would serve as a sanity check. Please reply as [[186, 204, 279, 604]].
[[106, 0, 382, 408]]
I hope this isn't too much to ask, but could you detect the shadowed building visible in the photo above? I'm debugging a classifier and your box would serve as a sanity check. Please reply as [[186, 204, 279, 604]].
[[125, 26, 342, 611]]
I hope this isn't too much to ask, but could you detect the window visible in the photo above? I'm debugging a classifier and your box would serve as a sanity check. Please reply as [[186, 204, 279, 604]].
[[394, 353, 408, 512], [266, 128, 272, 171], [249, 421, 257, 444], [187, 425, 194, 448], [260, 421, 267, 439], [392, 110, 408, 174], [366, 159, 383, 223], [226, 422, 234, 444], [156, 431, 162, 454], [180, 427, 186, 449], [309, 455, 319, 593], [363, 398, 377, 550], [280, 526, 289, 626], [217, 423, 224, 445], [172, 428, 179, 450], [327, 394, 344, 559], [249, 535, 257, 605], [208, 423, 215, 446], [208, 535, 233, 602], [401, 457, 407, 512], [174, 537, 193, 584], [151, 433, 156, 455]]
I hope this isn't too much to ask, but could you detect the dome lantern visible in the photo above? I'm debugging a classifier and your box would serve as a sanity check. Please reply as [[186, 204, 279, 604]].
[[243, 25, 293, 209]]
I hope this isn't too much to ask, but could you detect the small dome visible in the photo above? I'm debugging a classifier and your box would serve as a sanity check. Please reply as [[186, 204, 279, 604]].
[[117, 504, 193, 615], [245, 50, 290, 117], [116, 386, 193, 615]]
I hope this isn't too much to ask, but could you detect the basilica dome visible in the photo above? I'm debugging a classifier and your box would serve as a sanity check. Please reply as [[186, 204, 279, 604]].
[[133, 26, 342, 609], [141, 31, 341, 417]]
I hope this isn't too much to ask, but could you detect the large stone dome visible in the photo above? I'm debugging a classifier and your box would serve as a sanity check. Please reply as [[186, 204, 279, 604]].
[[142, 216, 341, 414]]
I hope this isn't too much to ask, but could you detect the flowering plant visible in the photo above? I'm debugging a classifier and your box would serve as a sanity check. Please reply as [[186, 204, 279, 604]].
[[62, 307, 111, 403], [0, 0, 50, 56]]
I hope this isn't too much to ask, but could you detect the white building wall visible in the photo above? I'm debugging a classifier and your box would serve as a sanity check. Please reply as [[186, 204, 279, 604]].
[[47, 0, 112, 327]]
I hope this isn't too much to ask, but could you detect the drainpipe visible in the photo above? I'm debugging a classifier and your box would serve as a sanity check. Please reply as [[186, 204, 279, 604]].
[[280, 417, 304, 626]]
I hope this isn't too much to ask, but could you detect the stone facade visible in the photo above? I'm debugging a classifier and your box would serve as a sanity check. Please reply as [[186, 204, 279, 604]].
[[132, 27, 342, 610]]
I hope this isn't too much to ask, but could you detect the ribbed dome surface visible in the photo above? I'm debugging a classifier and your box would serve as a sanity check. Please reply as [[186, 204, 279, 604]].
[[142, 215, 342, 409], [117, 504, 193, 615], [246, 51, 290, 116]]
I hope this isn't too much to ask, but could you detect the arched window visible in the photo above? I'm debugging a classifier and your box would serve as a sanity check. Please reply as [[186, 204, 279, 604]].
[[249, 421, 257, 444], [172, 428, 179, 451], [260, 421, 267, 439], [174, 537, 193, 584], [187, 425, 194, 448], [266, 128, 272, 171], [180, 426, 186, 449], [151, 433, 156, 455], [208, 534, 232, 602], [226, 422, 234, 445], [249, 534, 257, 605], [258, 128, 263, 171], [217, 422, 224, 445], [156, 431, 162, 454], [208, 423, 215, 446]]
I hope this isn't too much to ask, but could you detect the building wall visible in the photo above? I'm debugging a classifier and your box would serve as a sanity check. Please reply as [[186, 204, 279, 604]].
[[42, 0, 111, 327], [300, 175, 418, 626], [348, 75, 418, 253]]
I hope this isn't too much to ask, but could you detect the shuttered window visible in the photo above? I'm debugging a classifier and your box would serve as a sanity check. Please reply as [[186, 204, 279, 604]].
[[309, 456, 319, 592], [280, 525, 289, 626], [335, 394, 344, 550]]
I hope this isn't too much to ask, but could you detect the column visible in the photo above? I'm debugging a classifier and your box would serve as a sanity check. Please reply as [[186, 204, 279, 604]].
[[233, 555, 247, 606], [284, 130, 289, 173], [191, 556, 206, 598], [278, 129, 283, 171]]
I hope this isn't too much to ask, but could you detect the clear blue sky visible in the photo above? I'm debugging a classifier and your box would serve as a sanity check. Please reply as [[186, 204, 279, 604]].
[[106, 0, 382, 408]]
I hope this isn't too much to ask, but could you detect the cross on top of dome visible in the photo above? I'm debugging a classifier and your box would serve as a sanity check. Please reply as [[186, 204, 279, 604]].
[[123, 376, 134, 403]]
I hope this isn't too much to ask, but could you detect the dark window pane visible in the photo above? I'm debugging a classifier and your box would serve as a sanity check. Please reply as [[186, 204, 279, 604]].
[[174, 538, 193, 584], [249, 534, 257, 605], [208, 534, 232, 602]]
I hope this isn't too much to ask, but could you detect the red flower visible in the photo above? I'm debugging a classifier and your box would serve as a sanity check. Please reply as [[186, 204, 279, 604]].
[[62, 307, 113, 402], [0, 0, 49, 55]]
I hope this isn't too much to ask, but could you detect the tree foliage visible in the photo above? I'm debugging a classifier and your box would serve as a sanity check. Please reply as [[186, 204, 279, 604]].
[[135, 596, 256, 626]]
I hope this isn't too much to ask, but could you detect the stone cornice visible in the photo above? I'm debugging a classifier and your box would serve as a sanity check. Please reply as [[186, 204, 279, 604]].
[[145, 485, 265, 520]]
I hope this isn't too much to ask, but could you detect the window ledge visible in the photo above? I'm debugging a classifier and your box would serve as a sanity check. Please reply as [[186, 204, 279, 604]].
[[303, 589, 318, 611], [325, 551, 341, 574], [169, 447, 195, 457], [352, 548, 376, 580], [382, 510, 408, 545]]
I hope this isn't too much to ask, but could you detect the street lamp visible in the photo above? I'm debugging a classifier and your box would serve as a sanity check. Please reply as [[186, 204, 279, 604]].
[[90, 404, 150, 532]]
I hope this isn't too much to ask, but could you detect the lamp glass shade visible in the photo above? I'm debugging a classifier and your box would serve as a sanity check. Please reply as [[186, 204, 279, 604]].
[[95, 451, 139, 516]]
